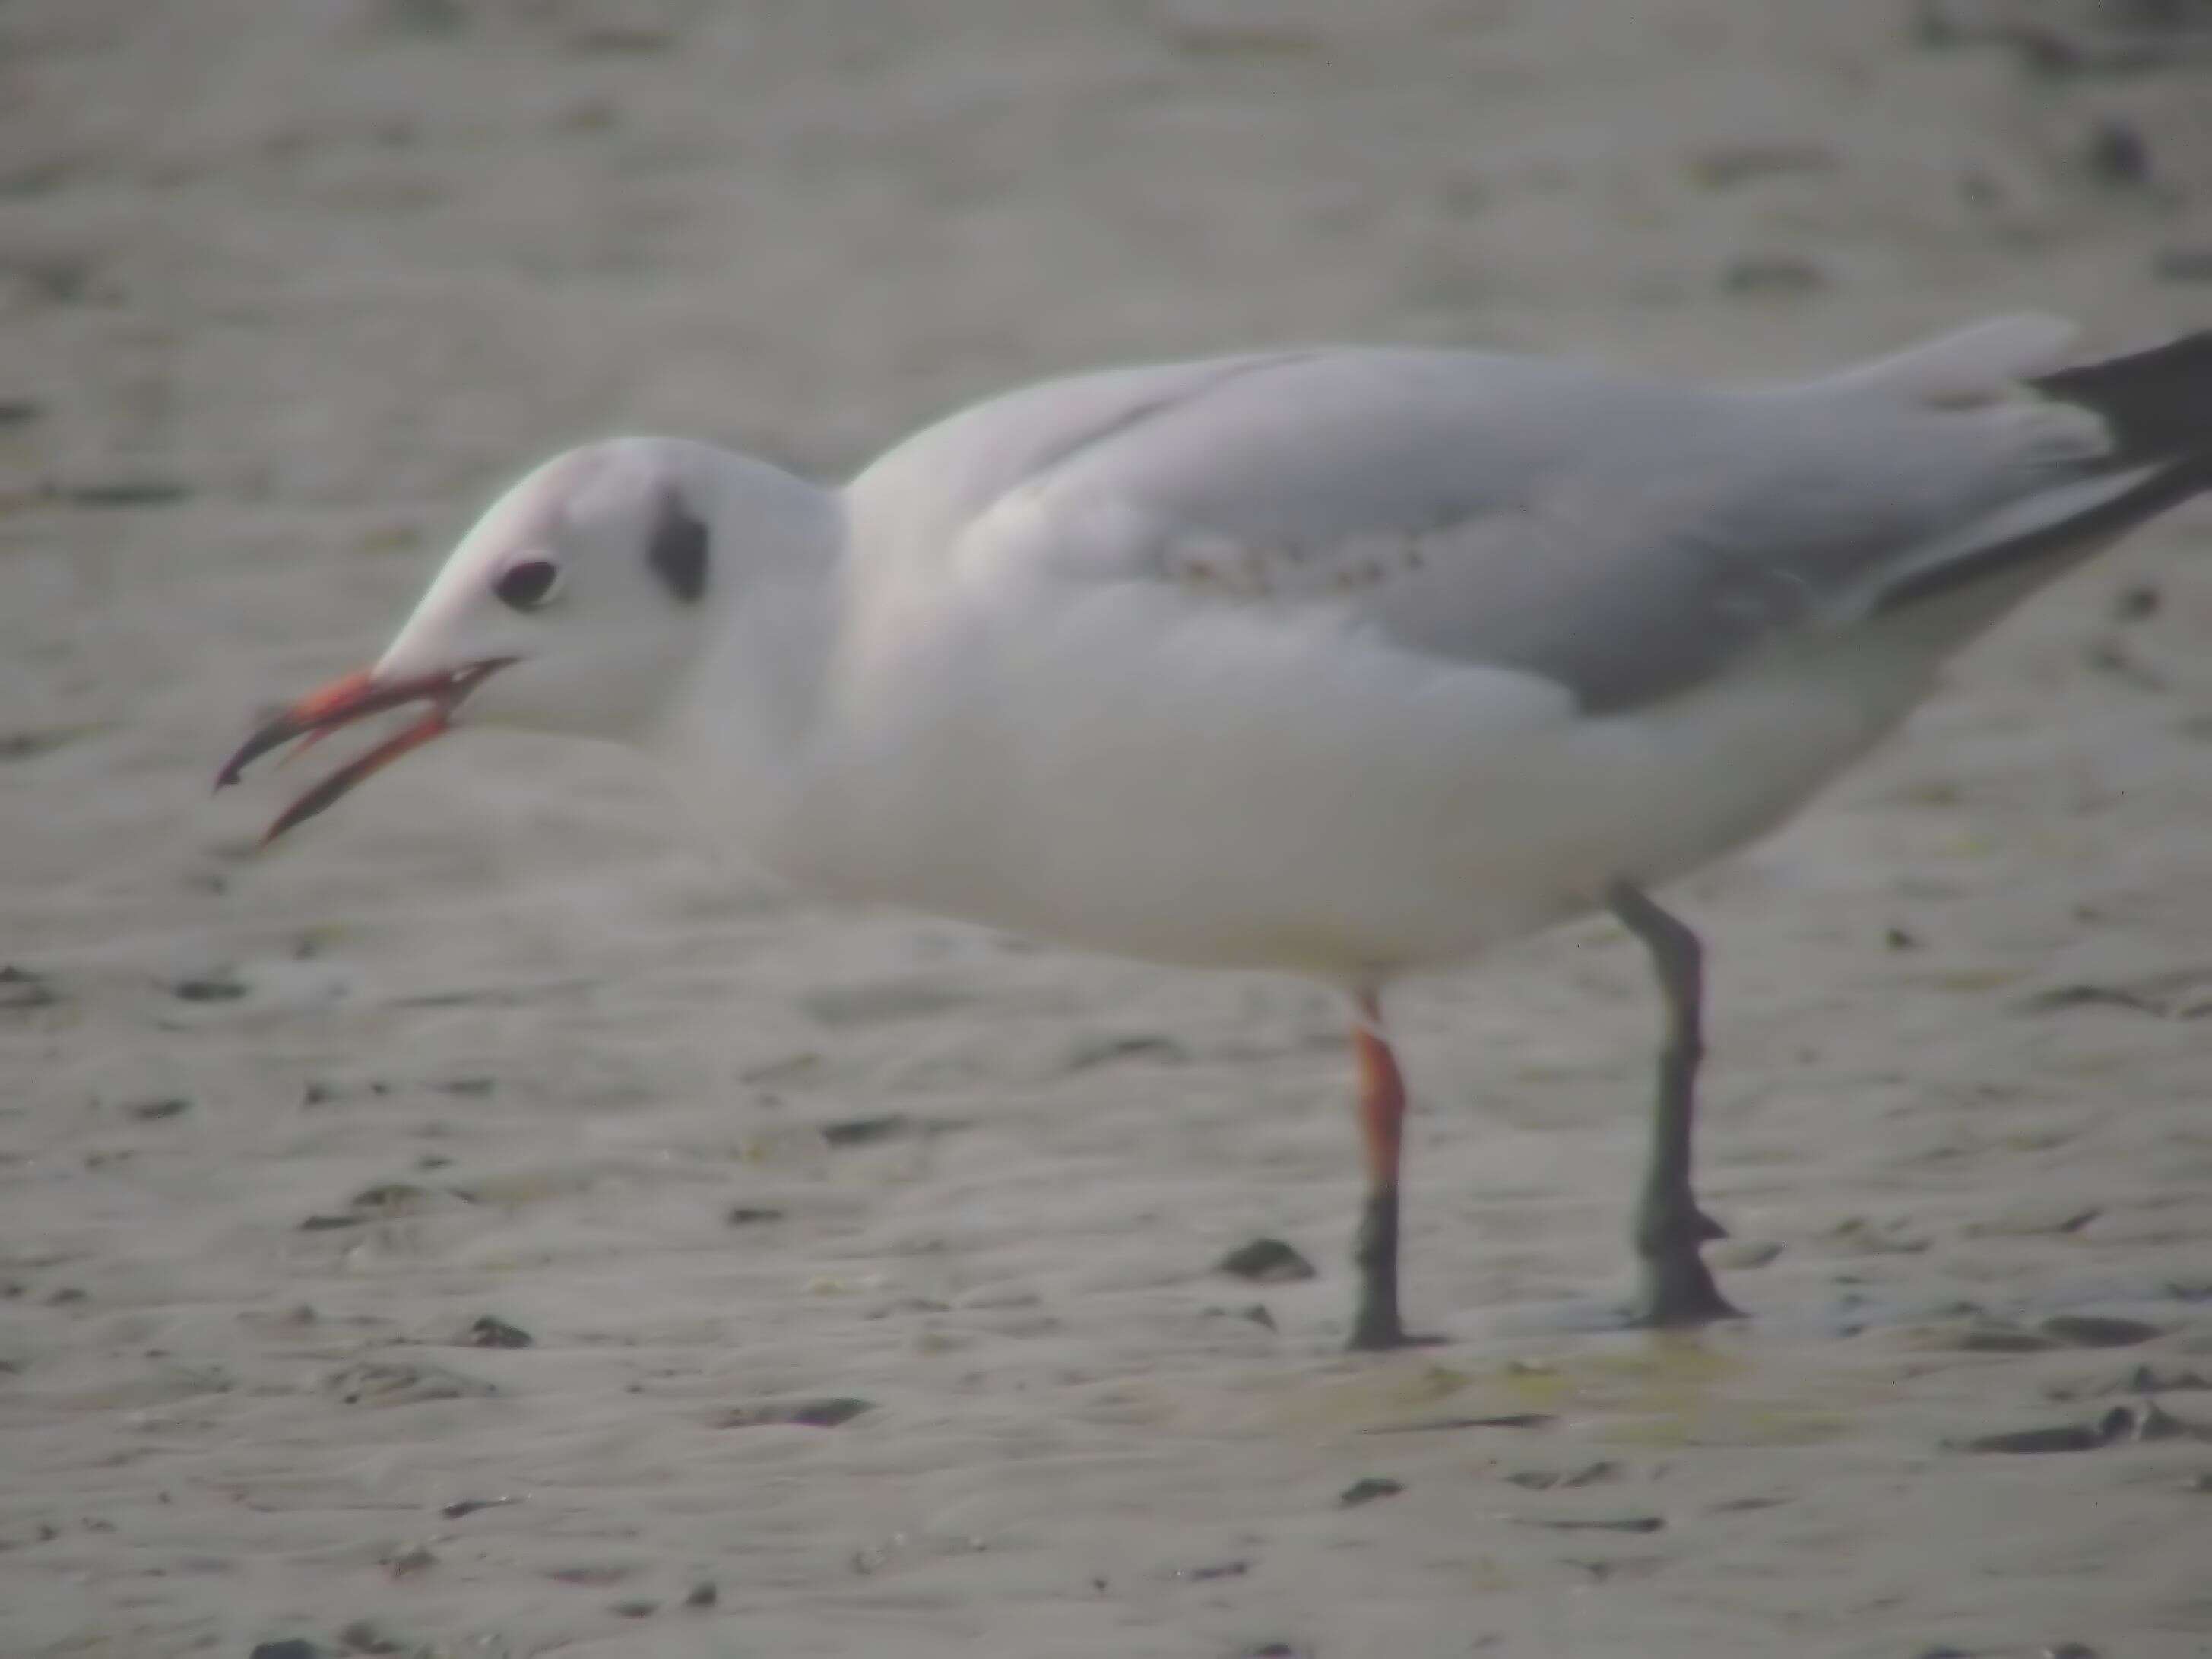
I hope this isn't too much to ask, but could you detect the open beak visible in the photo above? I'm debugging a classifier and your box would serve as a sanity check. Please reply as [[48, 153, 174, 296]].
[[215, 658, 512, 845]]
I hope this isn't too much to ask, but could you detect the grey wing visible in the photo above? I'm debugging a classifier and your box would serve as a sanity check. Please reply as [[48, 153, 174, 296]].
[[948, 321, 2153, 712]]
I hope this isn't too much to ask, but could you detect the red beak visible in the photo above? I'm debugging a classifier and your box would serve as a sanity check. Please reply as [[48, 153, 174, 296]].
[[215, 659, 512, 845]]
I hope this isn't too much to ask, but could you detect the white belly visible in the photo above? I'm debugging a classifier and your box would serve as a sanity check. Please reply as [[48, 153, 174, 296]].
[[718, 584, 1944, 979]]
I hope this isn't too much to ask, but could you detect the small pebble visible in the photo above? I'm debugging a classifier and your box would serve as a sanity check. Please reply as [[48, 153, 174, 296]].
[[1361, 1412, 1553, 1434], [1337, 1477, 1404, 1507], [1215, 1238, 1316, 1282], [1514, 1514, 1665, 1534], [350, 1182, 440, 1214], [2043, 1645, 2099, 1659], [125, 1097, 192, 1121], [0, 966, 60, 1010], [170, 974, 246, 1002], [384, 1543, 437, 1578], [336, 1617, 405, 1653], [439, 1495, 518, 1519], [1174, 1559, 1250, 1582], [2110, 582, 2161, 622], [547, 1564, 635, 1586], [610, 1598, 658, 1619], [464, 1314, 534, 1349], [2041, 1314, 2163, 1349], [726, 1205, 785, 1226], [1506, 1461, 1618, 1491], [684, 1579, 718, 1607], [715, 1396, 873, 1429], [819, 1113, 912, 1146], [1707, 1494, 1787, 1514]]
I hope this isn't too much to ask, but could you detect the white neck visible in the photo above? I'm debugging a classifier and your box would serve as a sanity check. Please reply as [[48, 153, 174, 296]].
[[644, 450, 851, 868]]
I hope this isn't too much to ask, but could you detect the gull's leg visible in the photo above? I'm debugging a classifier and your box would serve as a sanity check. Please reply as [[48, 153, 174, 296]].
[[1605, 881, 1742, 1326], [1347, 991, 1415, 1351]]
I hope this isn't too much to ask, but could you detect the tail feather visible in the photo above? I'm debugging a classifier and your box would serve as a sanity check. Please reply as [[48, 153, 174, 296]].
[[1870, 330, 2212, 617], [1821, 312, 2080, 405]]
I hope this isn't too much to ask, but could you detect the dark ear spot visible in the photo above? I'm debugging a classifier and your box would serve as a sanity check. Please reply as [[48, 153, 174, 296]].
[[647, 491, 710, 604]]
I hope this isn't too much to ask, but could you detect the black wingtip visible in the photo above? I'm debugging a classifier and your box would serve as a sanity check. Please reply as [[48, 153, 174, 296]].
[[2030, 330, 2212, 462], [1875, 446, 2212, 617]]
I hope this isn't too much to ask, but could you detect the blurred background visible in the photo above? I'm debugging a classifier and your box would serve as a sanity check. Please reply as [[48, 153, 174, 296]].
[[8, 1, 2212, 499], [4, 4, 2211, 1657]]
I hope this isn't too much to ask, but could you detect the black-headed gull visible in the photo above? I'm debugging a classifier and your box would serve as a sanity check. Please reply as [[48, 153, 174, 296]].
[[220, 316, 2210, 1350]]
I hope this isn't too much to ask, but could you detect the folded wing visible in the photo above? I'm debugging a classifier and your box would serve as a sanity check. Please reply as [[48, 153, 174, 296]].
[[882, 318, 2207, 715]]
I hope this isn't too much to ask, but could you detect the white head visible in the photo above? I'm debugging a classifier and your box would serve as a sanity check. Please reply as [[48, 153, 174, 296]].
[[217, 436, 840, 841]]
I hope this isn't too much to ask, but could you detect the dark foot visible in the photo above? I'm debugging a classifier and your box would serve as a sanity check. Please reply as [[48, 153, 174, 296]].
[[1693, 1207, 1729, 1243], [1348, 1186, 1437, 1351], [1627, 1245, 1743, 1328], [1345, 1312, 1447, 1353]]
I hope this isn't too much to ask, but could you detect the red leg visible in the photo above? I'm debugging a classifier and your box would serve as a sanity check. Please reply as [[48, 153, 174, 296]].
[[1348, 993, 1412, 1350], [1352, 1004, 1405, 1194]]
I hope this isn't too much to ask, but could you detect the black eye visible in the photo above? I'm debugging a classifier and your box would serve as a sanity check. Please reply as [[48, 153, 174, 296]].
[[494, 558, 563, 611]]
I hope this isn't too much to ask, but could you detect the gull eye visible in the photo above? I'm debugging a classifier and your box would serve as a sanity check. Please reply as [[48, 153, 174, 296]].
[[493, 558, 563, 611]]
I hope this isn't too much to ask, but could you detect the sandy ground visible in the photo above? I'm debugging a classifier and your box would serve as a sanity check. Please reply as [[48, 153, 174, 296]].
[[5, 2, 2212, 1654]]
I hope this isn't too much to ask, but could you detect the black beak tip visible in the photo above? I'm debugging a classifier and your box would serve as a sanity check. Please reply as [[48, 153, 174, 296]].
[[214, 720, 301, 793]]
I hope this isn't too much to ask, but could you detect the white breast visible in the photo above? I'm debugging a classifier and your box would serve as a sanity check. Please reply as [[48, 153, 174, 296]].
[[714, 569, 1939, 980]]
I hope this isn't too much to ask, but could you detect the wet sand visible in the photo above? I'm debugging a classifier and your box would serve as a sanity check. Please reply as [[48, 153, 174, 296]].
[[4, 2, 2212, 1654]]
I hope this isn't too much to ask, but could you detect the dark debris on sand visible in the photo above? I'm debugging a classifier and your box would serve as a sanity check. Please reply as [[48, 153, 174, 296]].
[[1215, 1238, 1316, 1283]]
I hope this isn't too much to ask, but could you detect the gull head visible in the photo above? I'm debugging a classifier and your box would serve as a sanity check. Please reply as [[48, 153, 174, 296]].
[[217, 436, 826, 844]]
